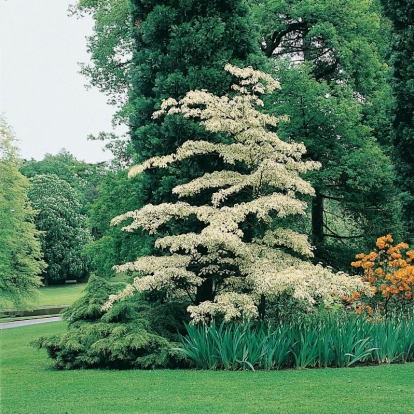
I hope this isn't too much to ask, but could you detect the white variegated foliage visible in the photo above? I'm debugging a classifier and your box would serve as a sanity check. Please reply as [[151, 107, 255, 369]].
[[104, 65, 371, 321]]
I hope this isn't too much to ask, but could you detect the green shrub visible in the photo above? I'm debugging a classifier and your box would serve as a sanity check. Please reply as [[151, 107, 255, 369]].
[[33, 275, 192, 369], [60, 275, 117, 323], [34, 321, 184, 370]]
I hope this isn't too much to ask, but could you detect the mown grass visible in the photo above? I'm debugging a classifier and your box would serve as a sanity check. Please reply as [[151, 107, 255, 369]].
[[0, 284, 86, 314], [1, 273, 128, 313], [1, 322, 414, 414], [32, 274, 127, 307], [35, 274, 128, 306], [36, 284, 87, 306]]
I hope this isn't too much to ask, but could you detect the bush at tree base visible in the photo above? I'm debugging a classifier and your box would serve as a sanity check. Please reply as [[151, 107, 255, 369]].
[[32, 276, 191, 369]]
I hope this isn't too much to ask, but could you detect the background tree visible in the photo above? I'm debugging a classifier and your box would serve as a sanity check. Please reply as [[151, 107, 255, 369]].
[[271, 61, 402, 268], [69, 0, 132, 123], [27, 174, 91, 285], [20, 149, 110, 260], [0, 116, 45, 307], [84, 169, 152, 277], [252, 0, 385, 86], [249, 0, 403, 268], [20, 149, 109, 266], [381, 0, 414, 240], [20, 149, 108, 214]]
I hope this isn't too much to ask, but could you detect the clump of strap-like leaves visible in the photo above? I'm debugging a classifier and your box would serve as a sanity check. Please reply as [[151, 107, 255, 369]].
[[105, 65, 370, 322]]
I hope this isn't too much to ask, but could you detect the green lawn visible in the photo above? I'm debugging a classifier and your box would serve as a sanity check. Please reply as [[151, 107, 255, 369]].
[[1, 274, 128, 312], [1, 322, 414, 414], [0, 284, 86, 313], [34, 274, 128, 306], [36, 284, 87, 306]]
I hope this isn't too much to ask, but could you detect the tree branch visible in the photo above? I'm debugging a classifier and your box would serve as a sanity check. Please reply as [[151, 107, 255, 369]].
[[323, 223, 364, 240], [263, 22, 308, 58], [320, 193, 343, 201]]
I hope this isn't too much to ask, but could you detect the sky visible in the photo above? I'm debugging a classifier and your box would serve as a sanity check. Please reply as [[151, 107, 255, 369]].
[[0, 0, 124, 163]]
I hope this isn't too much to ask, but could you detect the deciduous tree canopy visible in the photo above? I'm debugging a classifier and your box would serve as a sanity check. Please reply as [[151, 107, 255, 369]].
[[0, 116, 45, 307], [27, 174, 91, 284], [251, 0, 403, 268]]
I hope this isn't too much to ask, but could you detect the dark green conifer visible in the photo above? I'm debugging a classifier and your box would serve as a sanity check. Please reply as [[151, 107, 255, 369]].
[[129, 0, 264, 205], [126, 0, 265, 303], [381, 0, 414, 239]]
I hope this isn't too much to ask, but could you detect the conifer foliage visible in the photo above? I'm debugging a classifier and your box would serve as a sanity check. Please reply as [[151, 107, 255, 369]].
[[381, 0, 414, 238], [129, 0, 263, 205], [105, 66, 369, 322]]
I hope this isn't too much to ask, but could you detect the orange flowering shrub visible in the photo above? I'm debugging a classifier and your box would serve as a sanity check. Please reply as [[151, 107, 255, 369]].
[[350, 235, 414, 315]]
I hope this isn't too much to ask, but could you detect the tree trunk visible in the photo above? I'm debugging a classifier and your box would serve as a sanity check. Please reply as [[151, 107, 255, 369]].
[[195, 277, 214, 305], [311, 190, 324, 243], [258, 294, 266, 320]]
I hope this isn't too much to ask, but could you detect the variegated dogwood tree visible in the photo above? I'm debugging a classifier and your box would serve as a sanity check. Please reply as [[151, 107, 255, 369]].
[[104, 65, 370, 322]]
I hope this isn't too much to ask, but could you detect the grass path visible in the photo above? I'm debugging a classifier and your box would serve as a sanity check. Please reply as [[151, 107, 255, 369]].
[[1, 322, 414, 414]]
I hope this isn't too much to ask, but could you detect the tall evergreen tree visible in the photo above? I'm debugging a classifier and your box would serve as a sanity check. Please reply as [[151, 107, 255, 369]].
[[95, 0, 262, 278], [70, 0, 265, 276], [65, 1, 265, 279], [381, 0, 414, 240], [129, 0, 264, 187], [121, 0, 265, 302]]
